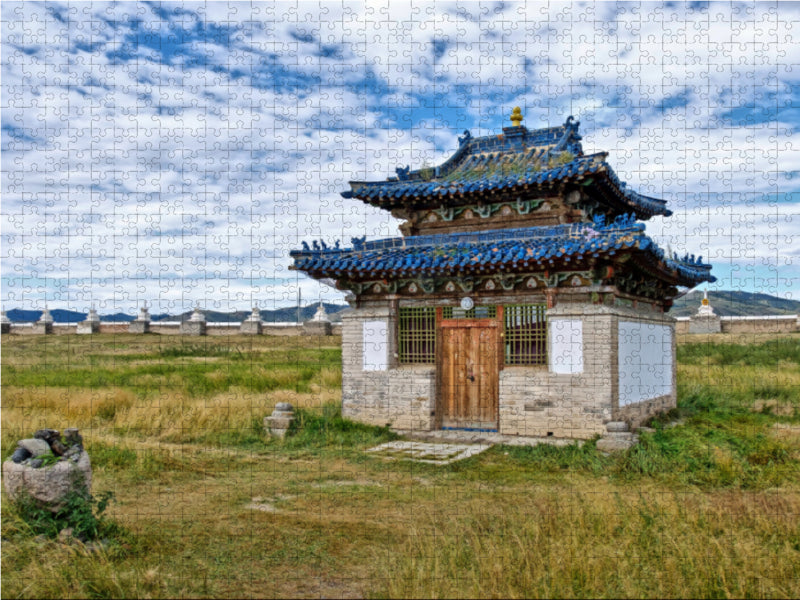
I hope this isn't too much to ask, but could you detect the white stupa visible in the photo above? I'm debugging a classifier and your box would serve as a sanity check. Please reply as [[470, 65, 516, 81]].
[[696, 289, 715, 316], [189, 305, 206, 322], [130, 302, 151, 333], [246, 306, 261, 322], [136, 302, 151, 322], [77, 305, 101, 334], [38, 308, 54, 323], [311, 302, 330, 323], [689, 288, 721, 334]]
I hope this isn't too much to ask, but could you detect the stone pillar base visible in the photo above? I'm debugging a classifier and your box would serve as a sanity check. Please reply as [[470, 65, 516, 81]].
[[129, 321, 150, 334], [76, 321, 100, 334], [688, 315, 721, 334], [264, 403, 295, 437], [596, 421, 638, 453], [303, 321, 332, 335], [240, 321, 262, 335], [32, 323, 53, 335], [180, 322, 207, 336]]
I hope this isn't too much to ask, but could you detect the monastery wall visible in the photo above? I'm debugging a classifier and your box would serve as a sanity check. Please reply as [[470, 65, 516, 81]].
[[675, 315, 799, 335], [5, 322, 342, 336]]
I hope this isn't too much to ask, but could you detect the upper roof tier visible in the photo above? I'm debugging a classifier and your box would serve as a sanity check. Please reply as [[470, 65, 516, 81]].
[[343, 115, 672, 220]]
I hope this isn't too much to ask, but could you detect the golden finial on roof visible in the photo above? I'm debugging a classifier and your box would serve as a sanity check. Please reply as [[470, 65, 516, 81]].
[[510, 106, 524, 127]]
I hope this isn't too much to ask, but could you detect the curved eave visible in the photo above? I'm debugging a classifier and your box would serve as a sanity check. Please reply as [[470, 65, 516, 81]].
[[291, 226, 712, 294], [343, 159, 670, 220], [291, 225, 646, 282], [635, 248, 716, 288]]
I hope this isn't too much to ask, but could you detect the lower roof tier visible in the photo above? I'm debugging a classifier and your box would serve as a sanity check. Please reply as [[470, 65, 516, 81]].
[[290, 214, 715, 297]]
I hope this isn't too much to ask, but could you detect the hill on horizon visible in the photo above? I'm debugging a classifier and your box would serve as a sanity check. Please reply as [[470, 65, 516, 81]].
[[5, 293, 799, 322], [5, 303, 351, 323], [670, 290, 800, 317]]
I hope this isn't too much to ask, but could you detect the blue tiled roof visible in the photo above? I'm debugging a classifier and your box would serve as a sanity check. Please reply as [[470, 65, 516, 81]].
[[290, 214, 714, 287], [343, 117, 671, 219]]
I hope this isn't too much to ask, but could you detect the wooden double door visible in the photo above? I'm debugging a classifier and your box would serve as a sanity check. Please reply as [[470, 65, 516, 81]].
[[438, 317, 500, 431]]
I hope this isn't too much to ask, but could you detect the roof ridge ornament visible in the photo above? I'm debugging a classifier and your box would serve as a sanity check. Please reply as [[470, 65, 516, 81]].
[[510, 106, 524, 127]]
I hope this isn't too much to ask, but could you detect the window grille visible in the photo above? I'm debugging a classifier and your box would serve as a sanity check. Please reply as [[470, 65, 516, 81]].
[[398, 307, 436, 364], [504, 304, 547, 365], [441, 306, 497, 319]]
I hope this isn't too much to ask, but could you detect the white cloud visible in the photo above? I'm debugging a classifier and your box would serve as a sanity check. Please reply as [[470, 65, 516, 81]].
[[2, 0, 798, 312]]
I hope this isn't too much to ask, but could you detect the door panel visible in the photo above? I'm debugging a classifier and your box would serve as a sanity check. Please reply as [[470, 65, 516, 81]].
[[439, 321, 499, 430]]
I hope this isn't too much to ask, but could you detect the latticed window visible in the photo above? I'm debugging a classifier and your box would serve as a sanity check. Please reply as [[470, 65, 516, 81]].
[[441, 306, 497, 319], [398, 307, 436, 364], [504, 304, 547, 365]]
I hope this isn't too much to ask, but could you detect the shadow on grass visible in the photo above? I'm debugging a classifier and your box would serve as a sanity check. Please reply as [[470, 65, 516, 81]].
[[282, 404, 399, 452]]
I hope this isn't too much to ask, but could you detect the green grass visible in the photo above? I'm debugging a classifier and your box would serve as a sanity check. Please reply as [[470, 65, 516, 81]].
[[2, 332, 799, 598], [677, 336, 800, 367]]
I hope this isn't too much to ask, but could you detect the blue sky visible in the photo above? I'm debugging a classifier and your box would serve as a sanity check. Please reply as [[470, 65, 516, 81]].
[[2, 1, 798, 313]]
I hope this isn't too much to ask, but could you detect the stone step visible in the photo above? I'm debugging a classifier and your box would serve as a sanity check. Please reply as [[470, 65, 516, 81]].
[[605, 421, 630, 433]]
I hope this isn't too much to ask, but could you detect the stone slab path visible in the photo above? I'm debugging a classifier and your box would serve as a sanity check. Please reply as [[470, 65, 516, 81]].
[[366, 441, 491, 465], [393, 429, 580, 448]]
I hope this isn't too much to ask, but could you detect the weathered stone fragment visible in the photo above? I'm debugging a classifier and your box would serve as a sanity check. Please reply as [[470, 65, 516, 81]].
[[264, 403, 295, 437], [3, 451, 92, 511], [51, 439, 68, 456], [18, 438, 52, 458], [34, 428, 60, 442], [11, 447, 31, 463], [64, 428, 83, 447], [63, 446, 81, 459]]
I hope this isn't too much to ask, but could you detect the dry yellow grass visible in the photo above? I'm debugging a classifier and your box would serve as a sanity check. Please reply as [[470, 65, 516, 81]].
[[1, 385, 340, 446]]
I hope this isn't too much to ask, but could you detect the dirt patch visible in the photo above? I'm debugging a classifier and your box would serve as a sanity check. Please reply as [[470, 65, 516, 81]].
[[310, 479, 381, 488], [771, 423, 800, 440], [755, 399, 796, 417], [245, 495, 293, 513]]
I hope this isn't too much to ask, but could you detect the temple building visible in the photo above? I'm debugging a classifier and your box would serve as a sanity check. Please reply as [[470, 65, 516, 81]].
[[291, 110, 715, 438]]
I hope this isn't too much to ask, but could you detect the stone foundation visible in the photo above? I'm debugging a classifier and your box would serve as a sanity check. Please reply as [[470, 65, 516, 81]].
[[688, 314, 721, 334], [32, 323, 53, 335], [128, 320, 150, 333], [240, 320, 262, 335], [180, 321, 206, 336], [303, 321, 332, 335], [76, 320, 100, 334]]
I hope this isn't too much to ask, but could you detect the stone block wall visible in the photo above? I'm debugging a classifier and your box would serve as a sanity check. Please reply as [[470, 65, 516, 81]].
[[341, 305, 435, 431], [498, 304, 616, 438], [340, 300, 678, 440], [722, 316, 798, 334], [676, 315, 799, 335]]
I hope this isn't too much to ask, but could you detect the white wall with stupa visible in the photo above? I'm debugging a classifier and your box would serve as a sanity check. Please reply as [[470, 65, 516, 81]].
[[688, 289, 722, 334]]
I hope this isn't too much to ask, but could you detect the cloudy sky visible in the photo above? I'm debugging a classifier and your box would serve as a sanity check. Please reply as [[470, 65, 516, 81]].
[[2, 1, 798, 314]]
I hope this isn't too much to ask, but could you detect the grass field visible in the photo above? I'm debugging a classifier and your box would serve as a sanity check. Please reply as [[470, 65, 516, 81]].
[[2, 332, 799, 598]]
